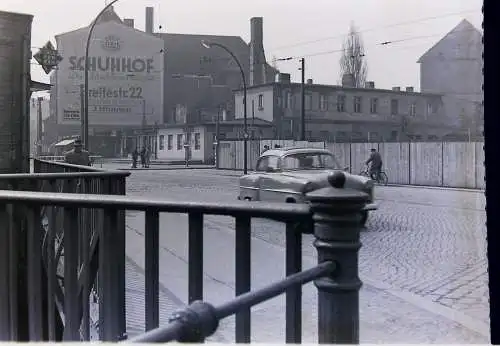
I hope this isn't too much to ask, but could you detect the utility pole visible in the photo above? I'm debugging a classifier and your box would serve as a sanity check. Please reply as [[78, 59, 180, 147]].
[[300, 58, 305, 141], [37, 97, 43, 157], [141, 99, 146, 149], [215, 107, 221, 169], [80, 84, 85, 144]]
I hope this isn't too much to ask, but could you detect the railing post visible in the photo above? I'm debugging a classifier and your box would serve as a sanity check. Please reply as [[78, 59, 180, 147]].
[[306, 172, 368, 344]]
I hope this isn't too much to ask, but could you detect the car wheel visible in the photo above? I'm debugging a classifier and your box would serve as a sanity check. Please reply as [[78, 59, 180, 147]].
[[360, 211, 368, 227], [285, 197, 296, 203], [243, 197, 252, 201]]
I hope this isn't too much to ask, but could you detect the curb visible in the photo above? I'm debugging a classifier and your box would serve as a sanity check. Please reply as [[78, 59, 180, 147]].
[[383, 183, 484, 193], [361, 275, 490, 339], [116, 166, 215, 171]]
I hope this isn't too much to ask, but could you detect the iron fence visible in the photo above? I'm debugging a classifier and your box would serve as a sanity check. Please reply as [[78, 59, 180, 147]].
[[0, 170, 368, 343], [0, 160, 129, 341]]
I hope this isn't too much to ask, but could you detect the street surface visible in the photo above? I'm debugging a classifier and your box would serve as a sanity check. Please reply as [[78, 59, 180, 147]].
[[103, 164, 489, 343]]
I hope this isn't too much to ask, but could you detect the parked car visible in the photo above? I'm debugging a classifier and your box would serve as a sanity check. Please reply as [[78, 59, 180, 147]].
[[238, 147, 377, 226]]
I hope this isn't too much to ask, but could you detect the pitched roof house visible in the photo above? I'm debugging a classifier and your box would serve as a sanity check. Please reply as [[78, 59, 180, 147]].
[[417, 19, 483, 131]]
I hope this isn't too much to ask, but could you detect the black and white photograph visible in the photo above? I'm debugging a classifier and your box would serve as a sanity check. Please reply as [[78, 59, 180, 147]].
[[0, 0, 488, 343]]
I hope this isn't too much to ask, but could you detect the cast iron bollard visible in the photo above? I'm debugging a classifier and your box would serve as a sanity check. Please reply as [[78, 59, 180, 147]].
[[306, 171, 368, 344]]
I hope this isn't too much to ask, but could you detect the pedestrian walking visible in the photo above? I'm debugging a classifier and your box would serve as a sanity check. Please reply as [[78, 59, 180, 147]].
[[131, 148, 139, 168], [64, 138, 91, 166], [145, 146, 151, 168], [140, 147, 146, 168]]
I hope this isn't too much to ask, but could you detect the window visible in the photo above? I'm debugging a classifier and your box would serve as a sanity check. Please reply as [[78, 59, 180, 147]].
[[390, 131, 398, 140], [410, 102, 417, 117], [305, 94, 312, 110], [167, 135, 173, 150], [370, 98, 378, 114], [186, 132, 192, 146], [281, 153, 341, 170], [283, 91, 289, 108], [256, 155, 280, 172], [391, 99, 399, 115], [337, 95, 346, 112], [353, 96, 362, 113], [258, 94, 264, 110], [159, 135, 165, 150], [194, 133, 201, 150], [319, 94, 328, 111], [427, 102, 436, 115], [176, 134, 183, 150]]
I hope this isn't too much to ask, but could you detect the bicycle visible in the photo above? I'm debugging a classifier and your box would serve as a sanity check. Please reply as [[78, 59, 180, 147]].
[[359, 165, 388, 185]]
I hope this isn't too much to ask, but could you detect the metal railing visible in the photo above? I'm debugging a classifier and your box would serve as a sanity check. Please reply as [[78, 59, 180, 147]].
[[0, 169, 368, 343], [34, 156, 104, 168], [0, 160, 129, 341]]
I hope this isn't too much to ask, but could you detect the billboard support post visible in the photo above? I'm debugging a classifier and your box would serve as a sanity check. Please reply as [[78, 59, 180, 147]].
[[83, 0, 121, 150]]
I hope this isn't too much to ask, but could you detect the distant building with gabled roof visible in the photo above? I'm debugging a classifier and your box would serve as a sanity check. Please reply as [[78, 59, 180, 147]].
[[417, 19, 483, 137]]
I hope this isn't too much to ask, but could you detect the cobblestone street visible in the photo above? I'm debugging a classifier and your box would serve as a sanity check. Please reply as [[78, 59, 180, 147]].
[[111, 166, 489, 343]]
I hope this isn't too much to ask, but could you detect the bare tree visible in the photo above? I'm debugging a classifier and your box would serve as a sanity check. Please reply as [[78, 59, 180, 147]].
[[339, 21, 368, 87]]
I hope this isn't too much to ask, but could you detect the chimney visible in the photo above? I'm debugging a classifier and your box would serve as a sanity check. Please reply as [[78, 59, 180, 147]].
[[278, 73, 291, 84], [249, 17, 265, 86], [145, 7, 154, 34], [392, 86, 401, 92], [306, 78, 313, 85], [405, 86, 414, 92], [365, 81, 375, 89], [341, 73, 355, 87], [124, 18, 134, 28]]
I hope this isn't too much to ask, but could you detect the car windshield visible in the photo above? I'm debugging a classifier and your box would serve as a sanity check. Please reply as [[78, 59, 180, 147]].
[[281, 152, 341, 171]]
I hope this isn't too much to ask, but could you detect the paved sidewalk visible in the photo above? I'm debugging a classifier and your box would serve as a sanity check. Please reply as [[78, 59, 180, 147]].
[[123, 211, 489, 343]]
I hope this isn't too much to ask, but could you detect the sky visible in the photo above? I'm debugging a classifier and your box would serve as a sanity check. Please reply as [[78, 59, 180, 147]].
[[2, 0, 482, 93]]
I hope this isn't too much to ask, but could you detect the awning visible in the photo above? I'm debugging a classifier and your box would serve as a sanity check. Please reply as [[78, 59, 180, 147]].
[[30, 80, 52, 92], [54, 139, 75, 147]]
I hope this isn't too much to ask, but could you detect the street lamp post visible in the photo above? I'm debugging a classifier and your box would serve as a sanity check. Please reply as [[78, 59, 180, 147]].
[[83, 0, 121, 150], [201, 40, 248, 175]]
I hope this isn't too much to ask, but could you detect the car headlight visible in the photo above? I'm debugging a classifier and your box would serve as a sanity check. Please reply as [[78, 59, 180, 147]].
[[364, 180, 374, 201], [302, 182, 317, 194]]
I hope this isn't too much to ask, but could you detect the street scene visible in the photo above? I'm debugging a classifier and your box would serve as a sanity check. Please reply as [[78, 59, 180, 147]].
[[110, 166, 488, 343], [0, 0, 485, 343]]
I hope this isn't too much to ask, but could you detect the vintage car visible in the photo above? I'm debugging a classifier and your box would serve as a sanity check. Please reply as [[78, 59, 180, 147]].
[[238, 147, 377, 226]]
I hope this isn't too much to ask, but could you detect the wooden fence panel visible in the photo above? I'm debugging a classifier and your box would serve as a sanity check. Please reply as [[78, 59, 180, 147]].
[[248, 140, 261, 170], [326, 142, 351, 171], [350, 143, 379, 176], [410, 142, 443, 186], [379, 142, 410, 184], [475, 142, 485, 189], [218, 142, 233, 169], [442, 142, 476, 188]]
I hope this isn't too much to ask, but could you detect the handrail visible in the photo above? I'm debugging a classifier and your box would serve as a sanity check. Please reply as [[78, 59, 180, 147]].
[[0, 190, 312, 220], [128, 261, 336, 343], [35, 159, 105, 172], [0, 172, 130, 179]]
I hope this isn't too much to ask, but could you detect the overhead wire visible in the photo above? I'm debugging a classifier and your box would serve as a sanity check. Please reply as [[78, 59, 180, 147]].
[[272, 27, 481, 61], [268, 8, 481, 52]]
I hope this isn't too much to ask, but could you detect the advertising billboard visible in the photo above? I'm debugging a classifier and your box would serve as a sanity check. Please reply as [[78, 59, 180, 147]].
[[55, 21, 164, 126]]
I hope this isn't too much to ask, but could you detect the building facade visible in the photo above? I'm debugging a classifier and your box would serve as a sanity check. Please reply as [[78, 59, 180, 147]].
[[153, 118, 273, 164], [234, 74, 458, 142], [48, 7, 277, 157], [51, 8, 164, 154], [418, 19, 483, 137]]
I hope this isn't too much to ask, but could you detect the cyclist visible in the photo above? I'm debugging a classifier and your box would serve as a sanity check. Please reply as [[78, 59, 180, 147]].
[[365, 148, 382, 181]]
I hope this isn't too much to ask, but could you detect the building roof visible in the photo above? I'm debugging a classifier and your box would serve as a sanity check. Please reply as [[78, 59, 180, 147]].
[[55, 6, 123, 38], [54, 138, 76, 147], [417, 19, 482, 63], [234, 82, 443, 97]]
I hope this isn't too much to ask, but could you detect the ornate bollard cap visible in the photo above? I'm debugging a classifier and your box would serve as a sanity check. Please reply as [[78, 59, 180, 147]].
[[328, 171, 346, 188]]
